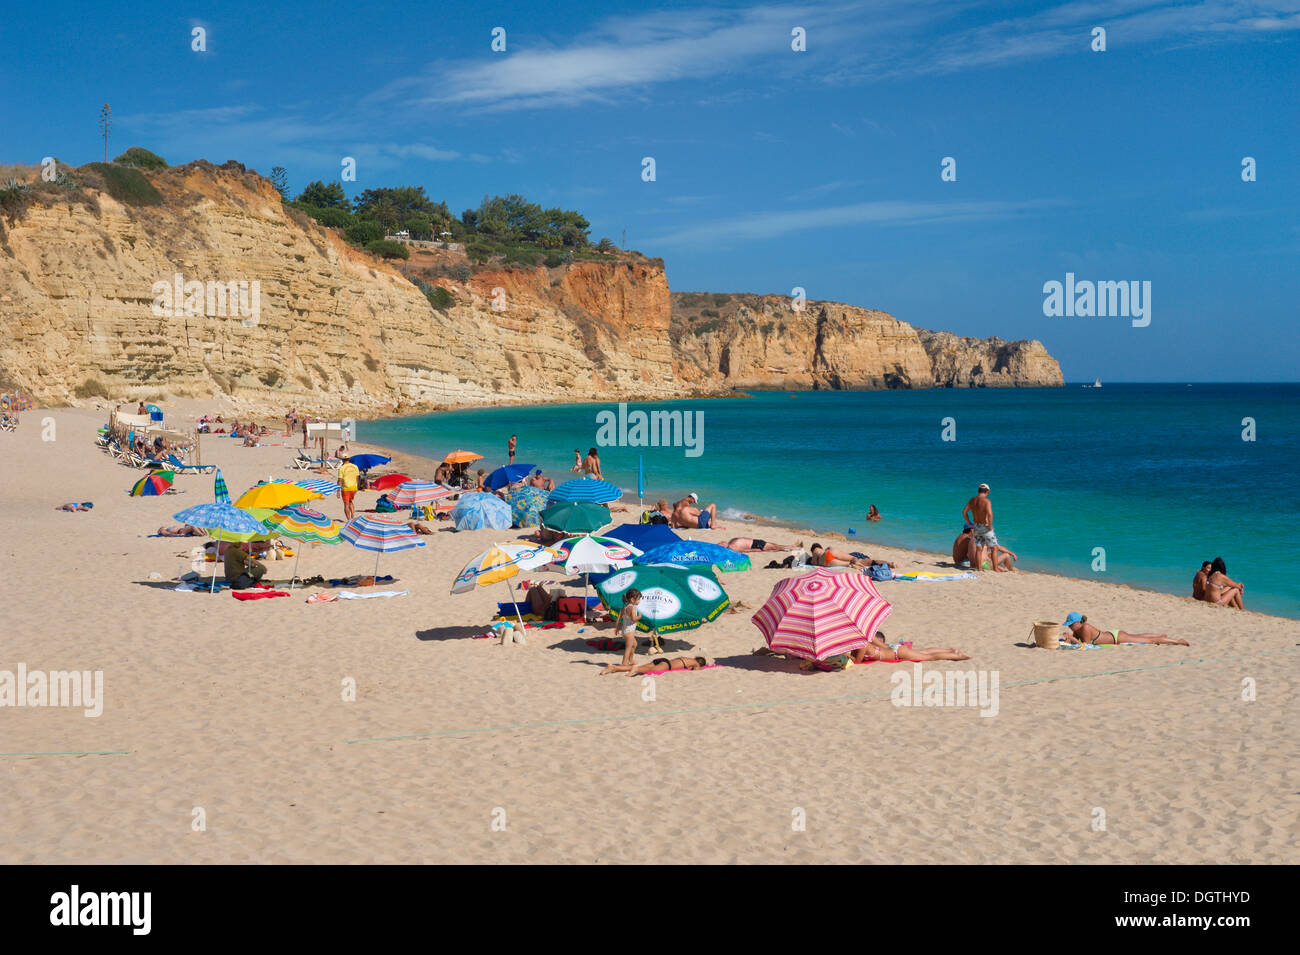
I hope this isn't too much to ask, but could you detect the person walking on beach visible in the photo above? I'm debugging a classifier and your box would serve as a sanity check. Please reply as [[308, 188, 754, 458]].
[[508, 434, 517, 464], [338, 456, 361, 521], [1060, 612, 1188, 646], [961, 483, 998, 571], [583, 447, 603, 480]]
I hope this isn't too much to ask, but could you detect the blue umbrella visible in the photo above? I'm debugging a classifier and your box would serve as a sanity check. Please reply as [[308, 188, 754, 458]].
[[548, 478, 622, 504], [450, 492, 512, 531], [294, 478, 341, 495], [173, 502, 269, 592], [340, 516, 426, 578], [348, 453, 391, 472], [485, 463, 536, 490], [635, 540, 752, 572], [605, 523, 682, 552]]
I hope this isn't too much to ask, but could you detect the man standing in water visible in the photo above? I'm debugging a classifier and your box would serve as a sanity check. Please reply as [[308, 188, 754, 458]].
[[508, 434, 517, 464], [961, 483, 999, 571]]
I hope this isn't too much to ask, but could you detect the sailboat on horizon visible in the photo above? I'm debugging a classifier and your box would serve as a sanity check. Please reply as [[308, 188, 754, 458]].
[[1083, 377, 1102, 389]]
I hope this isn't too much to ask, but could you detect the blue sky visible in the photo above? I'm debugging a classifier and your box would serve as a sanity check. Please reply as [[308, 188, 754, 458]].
[[3, 0, 1297, 382]]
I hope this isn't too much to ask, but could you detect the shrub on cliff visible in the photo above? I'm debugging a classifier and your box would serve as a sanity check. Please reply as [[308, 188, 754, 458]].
[[294, 203, 353, 229], [365, 239, 410, 260], [345, 220, 384, 246], [83, 163, 163, 206], [113, 147, 168, 170], [425, 284, 455, 311], [73, 377, 110, 399]]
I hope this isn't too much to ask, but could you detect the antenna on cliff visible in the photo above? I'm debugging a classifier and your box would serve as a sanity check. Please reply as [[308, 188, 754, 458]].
[[621, 229, 626, 250]]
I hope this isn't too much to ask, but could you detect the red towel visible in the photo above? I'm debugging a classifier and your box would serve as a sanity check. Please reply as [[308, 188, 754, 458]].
[[232, 589, 290, 600]]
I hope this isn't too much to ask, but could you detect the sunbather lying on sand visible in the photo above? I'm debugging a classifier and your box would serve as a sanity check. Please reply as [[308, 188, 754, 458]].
[[407, 521, 435, 535], [727, 537, 801, 553], [600, 654, 709, 676], [809, 543, 861, 567], [1060, 612, 1188, 646], [55, 502, 93, 511], [158, 524, 203, 536]]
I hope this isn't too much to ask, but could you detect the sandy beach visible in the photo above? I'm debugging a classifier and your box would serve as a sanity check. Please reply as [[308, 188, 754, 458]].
[[1, 405, 1296, 865]]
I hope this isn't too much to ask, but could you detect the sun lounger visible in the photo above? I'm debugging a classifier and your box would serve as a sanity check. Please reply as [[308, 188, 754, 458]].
[[291, 451, 341, 471], [166, 453, 216, 474]]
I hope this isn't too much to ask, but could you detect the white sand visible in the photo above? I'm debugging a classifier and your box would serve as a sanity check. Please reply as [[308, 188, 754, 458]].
[[1, 407, 1296, 864]]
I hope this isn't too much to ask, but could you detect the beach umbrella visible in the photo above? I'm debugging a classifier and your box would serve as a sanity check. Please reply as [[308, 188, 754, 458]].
[[368, 473, 413, 492], [548, 478, 622, 504], [443, 449, 483, 465], [450, 492, 512, 531], [261, 505, 342, 590], [340, 516, 425, 579], [349, 453, 391, 472], [213, 467, 231, 504], [293, 477, 341, 495], [635, 540, 752, 573], [173, 502, 270, 592], [235, 481, 323, 510], [452, 542, 558, 629], [390, 480, 453, 508], [508, 486, 548, 528], [637, 455, 645, 509], [605, 522, 682, 552], [485, 463, 535, 490], [540, 500, 611, 535], [751, 568, 893, 662], [596, 564, 729, 636], [553, 534, 641, 607], [145, 403, 163, 421], [129, 471, 174, 496]]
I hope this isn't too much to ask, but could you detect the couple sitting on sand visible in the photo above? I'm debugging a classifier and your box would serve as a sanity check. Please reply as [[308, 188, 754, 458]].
[[1193, 558, 1245, 609], [652, 493, 721, 530]]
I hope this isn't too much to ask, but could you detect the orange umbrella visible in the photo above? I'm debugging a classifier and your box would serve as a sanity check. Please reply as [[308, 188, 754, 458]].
[[443, 449, 483, 464]]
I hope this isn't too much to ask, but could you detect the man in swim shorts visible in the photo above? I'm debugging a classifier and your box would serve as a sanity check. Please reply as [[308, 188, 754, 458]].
[[673, 493, 722, 530], [961, 483, 999, 571], [726, 537, 801, 553]]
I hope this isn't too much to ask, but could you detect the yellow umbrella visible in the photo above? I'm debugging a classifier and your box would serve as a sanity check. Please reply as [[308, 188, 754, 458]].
[[234, 481, 323, 510]]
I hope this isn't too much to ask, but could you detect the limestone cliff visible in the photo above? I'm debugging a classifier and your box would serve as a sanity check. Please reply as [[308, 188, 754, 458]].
[[0, 161, 1061, 414], [916, 330, 1064, 388]]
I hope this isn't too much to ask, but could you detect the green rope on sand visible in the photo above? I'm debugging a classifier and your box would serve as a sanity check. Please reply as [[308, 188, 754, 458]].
[[0, 750, 129, 757], [345, 648, 1299, 744]]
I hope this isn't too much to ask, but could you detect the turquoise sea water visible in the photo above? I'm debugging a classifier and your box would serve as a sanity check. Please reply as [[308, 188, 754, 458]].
[[362, 384, 1299, 619]]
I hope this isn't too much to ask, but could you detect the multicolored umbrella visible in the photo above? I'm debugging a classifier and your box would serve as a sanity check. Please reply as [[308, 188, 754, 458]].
[[485, 463, 535, 490], [508, 486, 548, 528], [261, 505, 342, 589], [293, 478, 341, 495], [540, 500, 610, 535], [340, 516, 425, 579], [553, 534, 641, 607], [368, 473, 413, 492], [235, 481, 322, 510], [129, 471, 174, 496], [349, 453, 391, 472], [213, 467, 231, 504], [173, 502, 271, 591], [451, 542, 558, 628], [751, 569, 893, 662], [390, 480, 453, 508], [596, 564, 729, 635], [450, 492, 512, 531], [635, 540, 751, 572], [548, 478, 622, 504], [443, 449, 483, 465]]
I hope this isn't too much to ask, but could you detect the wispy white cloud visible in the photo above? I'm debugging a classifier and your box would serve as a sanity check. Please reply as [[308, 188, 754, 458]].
[[648, 198, 1067, 247]]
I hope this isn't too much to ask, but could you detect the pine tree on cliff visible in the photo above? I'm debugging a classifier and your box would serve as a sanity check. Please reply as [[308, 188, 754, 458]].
[[99, 104, 112, 163]]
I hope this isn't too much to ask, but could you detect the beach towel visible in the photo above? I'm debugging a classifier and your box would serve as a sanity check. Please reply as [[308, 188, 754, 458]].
[[232, 589, 290, 600], [335, 590, 410, 599], [306, 592, 337, 603], [328, 575, 396, 586], [891, 571, 977, 582], [176, 581, 227, 592], [641, 663, 720, 675]]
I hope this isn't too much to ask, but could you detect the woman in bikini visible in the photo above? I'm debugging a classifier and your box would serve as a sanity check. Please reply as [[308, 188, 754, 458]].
[[809, 543, 862, 568], [601, 655, 709, 676], [1204, 557, 1244, 609], [1060, 613, 1188, 646], [849, 632, 971, 663]]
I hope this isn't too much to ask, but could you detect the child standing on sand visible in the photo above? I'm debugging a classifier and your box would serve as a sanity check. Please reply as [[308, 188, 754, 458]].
[[616, 589, 657, 666]]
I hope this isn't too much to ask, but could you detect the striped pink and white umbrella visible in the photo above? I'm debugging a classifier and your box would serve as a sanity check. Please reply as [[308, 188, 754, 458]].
[[751, 568, 892, 661], [390, 480, 453, 508]]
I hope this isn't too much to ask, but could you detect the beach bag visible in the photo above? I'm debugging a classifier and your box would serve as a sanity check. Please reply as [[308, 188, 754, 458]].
[[790, 549, 809, 568], [868, 563, 893, 581], [555, 596, 586, 623]]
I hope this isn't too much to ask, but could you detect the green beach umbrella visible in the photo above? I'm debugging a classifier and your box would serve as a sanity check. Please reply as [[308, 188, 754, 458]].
[[540, 500, 611, 535], [595, 564, 729, 636]]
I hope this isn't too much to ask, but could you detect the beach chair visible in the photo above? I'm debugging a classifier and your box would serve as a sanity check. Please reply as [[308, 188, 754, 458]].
[[166, 453, 216, 474], [1, 414, 17, 432]]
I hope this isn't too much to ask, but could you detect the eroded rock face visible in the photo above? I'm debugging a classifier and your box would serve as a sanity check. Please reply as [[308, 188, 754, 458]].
[[0, 163, 1062, 415]]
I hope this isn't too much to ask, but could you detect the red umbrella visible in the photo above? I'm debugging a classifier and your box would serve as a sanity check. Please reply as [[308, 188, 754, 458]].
[[369, 473, 413, 492]]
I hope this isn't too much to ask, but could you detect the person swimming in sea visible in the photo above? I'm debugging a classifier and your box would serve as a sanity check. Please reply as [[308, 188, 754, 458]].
[[1060, 612, 1188, 646]]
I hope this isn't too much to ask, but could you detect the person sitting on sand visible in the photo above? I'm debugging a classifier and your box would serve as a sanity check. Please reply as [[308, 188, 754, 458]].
[[991, 544, 1018, 572], [866, 505, 882, 522], [808, 543, 861, 568], [1192, 560, 1212, 600], [952, 526, 973, 567], [673, 493, 721, 530], [1060, 612, 1188, 646], [157, 524, 203, 536], [224, 541, 267, 591], [1204, 557, 1244, 609], [726, 537, 802, 553], [601, 654, 709, 677]]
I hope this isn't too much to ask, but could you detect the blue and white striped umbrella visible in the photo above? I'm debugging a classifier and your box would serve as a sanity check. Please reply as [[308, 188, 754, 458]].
[[340, 516, 426, 579], [294, 478, 341, 495], [548, 478, 622, 504], [450, 492, 512, 531]]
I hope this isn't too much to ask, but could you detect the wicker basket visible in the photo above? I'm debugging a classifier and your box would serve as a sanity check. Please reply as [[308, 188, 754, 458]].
[[1032, 620, 1061, 649]]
